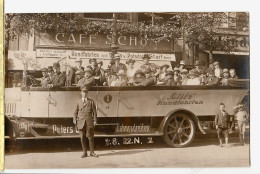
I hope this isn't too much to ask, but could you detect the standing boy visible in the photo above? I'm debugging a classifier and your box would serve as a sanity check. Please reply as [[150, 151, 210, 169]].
[[73, 85, 98, 158], [215, 103, 232, 147]]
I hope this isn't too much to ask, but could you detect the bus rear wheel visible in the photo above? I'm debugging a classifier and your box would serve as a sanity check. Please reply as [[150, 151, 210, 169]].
[[163, 113, 195, 148]]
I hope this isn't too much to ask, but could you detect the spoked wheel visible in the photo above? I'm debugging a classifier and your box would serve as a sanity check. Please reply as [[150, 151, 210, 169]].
[[163, 113, 195, 148]]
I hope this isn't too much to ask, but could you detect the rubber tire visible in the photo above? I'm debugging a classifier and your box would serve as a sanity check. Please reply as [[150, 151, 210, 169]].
[[163, 113, 195, 148]]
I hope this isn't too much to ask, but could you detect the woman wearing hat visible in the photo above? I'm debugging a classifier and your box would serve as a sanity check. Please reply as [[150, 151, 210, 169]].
[[126, 59, 137, 85], [179, 60, 186, 70], [205, 69, 219, 86], [157, 64, 169, 85], [186, 69, 201, 85], [180, 69, 189, 85], [161, 71, 177, 86], [173, 67, 181, 85], [114, 70, 127, 86], [220, 69, 230, 86]]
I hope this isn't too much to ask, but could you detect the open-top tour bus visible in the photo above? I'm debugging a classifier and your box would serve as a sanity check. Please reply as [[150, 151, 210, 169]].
[[5, 80, 249, 148]]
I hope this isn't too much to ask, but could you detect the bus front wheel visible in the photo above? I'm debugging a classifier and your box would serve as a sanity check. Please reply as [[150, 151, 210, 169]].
[[163, 113, 195, 148]]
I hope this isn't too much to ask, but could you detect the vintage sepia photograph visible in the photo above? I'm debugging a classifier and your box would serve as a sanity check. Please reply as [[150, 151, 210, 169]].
[[3, 12, 250, 169]]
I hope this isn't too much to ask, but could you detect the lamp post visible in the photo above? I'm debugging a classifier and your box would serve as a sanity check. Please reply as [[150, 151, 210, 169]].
[[110, 13, 119, 59]]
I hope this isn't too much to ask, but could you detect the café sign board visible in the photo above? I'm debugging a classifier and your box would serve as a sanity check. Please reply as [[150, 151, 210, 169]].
[[36, 32, 174, 52]]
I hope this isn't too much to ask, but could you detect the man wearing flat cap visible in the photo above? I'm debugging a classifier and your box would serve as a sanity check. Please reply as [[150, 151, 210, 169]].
[[47, 62, 66, 87], [205, 69, 219, 86], [110, 54, 127, 75], [68, 58, 85, 86], [73, 85, 98, 158]]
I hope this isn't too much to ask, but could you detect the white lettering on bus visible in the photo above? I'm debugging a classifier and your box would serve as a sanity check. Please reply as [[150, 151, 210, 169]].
[[55, 33, 65, 42], [52, 125, 74, 134]]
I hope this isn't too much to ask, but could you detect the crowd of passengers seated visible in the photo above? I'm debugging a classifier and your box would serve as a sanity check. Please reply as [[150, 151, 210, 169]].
[[22, 53, 240, 88]]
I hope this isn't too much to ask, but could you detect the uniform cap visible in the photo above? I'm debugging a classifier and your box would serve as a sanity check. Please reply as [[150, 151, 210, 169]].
[[80, 85, 90, 91], [114, 54, 121, 60]]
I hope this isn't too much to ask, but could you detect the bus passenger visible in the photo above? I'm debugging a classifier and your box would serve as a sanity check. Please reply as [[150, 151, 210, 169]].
[[126, 59, 137, 85], [47, 66, 54, 80], [220, 69, 229, 86], [162, 71, 177, 86], [186, 69, 200, 85], [97, 60, 105, 85], [179, 60, 186, 70], [73, 70, 84, 86], [157, 64, 169, 85], [140, 54, 159, 77], [114, 70, 127, 86], [87, 58, 102, 86], [205, 69, 219, 86], [213, 61, 222, 79], [194, 60, 203, 74], [40, 68, 50, 87], [102, 67, 112, 86], [135, 69, 155, 86], [133, 70, 145, 86], [180, 69, 189, 85], [229, 69, 239, 79], [173, 67, 181, 85], [206, 59, 215, 76], [68, 58, 85, 86], [77, 68, 95, 87], [199, 70, 207, 85], [110, 54, 127, 74], [47, 62, 66, 87], [110, 73, 119, 86]]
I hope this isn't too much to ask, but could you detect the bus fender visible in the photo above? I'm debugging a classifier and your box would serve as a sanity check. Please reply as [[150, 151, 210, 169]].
[[158, 109, 206, 135]]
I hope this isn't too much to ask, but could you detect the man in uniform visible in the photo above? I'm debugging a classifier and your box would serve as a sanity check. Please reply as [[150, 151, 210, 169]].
[[47, 62, 66, 87], [110, 54, 127, 74], [73, 85, 98, 158]]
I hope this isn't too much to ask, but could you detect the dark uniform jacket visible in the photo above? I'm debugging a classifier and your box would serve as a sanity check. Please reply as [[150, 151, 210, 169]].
[[48, 72, 66, 87], [215, 110, 230, 129], [73, 98, 97, 130], [110, 63, 127, 74], [141, 63, 158, 73]]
